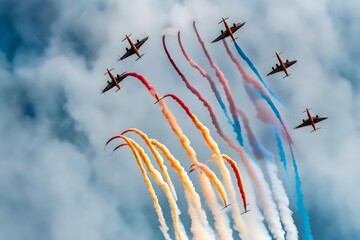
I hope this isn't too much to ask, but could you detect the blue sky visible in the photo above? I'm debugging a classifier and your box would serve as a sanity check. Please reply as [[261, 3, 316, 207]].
[[1, 0, 359, 239]]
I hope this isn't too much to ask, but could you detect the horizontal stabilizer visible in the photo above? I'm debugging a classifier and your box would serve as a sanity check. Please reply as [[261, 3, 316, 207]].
[[218, 17, 229, 24], [283, 73, 291, 79], [103, 68, 114, 75], [310, 127, 320, 133], [136, 54, 145, 61], [122, 33, 132, 42], [302, 108, 312, 113]]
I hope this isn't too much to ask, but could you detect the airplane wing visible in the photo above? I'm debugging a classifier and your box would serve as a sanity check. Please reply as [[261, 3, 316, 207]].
[[101, 74, 127, 93], [294, 119, 312, 129], [230, 22, 245, 34], [119, 48, 135, 61], [284, 60, 297, 68], [267, 65, 283, 76], [101, 81, 115, 94], [134, 36, 149, 50], [313, 116, 328, 124], [212, 30, 230, 43]]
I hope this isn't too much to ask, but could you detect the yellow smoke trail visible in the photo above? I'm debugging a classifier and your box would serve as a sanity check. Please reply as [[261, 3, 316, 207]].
[[122, 136, 186, 240], [187, 112, 249, 239], [150, 138, 215, 240], [117, 137, 171, 240], [190, 162, 228, 207], [122, 128, 178, 201], [157, 100, 233, 239]]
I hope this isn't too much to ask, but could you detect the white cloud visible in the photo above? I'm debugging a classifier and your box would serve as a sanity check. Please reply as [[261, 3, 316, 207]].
[[0, 0, 359, 239]]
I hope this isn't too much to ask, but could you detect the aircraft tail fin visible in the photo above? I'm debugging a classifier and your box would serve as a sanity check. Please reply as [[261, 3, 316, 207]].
[[218, 17, 229, 24], [136, 54, 145, 61]]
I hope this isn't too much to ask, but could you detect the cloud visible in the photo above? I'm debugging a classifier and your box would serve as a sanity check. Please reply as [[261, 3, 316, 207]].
[[0, 0, 359, 239]]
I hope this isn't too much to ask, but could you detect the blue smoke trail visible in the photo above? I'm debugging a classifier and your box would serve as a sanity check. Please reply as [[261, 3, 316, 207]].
[[263, 91, 313, 239], [273, 125, 288, 173], [233, 42, 287, 107], [290, 147, 313, 240], [213, 89, 233, 126]]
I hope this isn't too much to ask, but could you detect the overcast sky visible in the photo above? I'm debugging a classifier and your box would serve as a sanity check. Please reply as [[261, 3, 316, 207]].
[[1, 0, 359, 239]]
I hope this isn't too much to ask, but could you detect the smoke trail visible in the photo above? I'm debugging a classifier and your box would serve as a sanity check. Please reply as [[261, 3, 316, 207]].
[[121, 128, 178, 201], [177, 32, 232, 125], [121, 72, 233, 239], [190, 162, 228, 207], [160, 93, 251, 239], [157, 99, 235, 240], [193, 21, 245, 147], [238, 106, 298, 240], [150, 139, 216, 240], [112, 136, 186, 240], [223, 39, 292, 144], [224, 44, 298, 239], [273, 125, 288, 174], [291, 148, 313, 240], [110, 140, 171, 240], [232, 41, 286, 106], [177, 33, 276, 238], [117, 128, 214, 239], [236, 108, 266, 160], [217, 154, 248, 213], [194, 23, 286, 240], [162, 34, 235, 146], [265, 161, 299, 240]]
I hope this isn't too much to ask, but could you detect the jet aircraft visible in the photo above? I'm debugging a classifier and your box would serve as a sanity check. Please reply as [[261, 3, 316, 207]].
[[294, 108, 328, 132], [119, 34, 149, 61], [101, 69, 127, 93], [267, 52, 297, 78], [212, 17, 245, 43]]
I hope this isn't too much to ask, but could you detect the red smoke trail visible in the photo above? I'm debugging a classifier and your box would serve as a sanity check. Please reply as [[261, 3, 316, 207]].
[[177, 31, 233, 125], [159, 93, 249, 239], [210, 154, 248, 212], [222, 40, 293, 145], [236, 108, 265, 160], [194, 23, 285, 239], [162, 34, 235, 148], [122, 72, 156, 94], [193, 21, 245, 147], [223, 42, 298, 238], [109, 72, 234, 238], [222, 40, 270, 98]]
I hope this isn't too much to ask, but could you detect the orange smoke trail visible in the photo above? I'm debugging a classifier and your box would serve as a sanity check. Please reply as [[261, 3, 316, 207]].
[[118, 72, 231, 238], [190, 162, 228, 207], [160, 94, 248, 239], [157, 99, 233, 239], [150, 139, 215, 239], [113, 140, 171, 240], [121, 136, 186, 240], [121, 128, 177, 201]]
